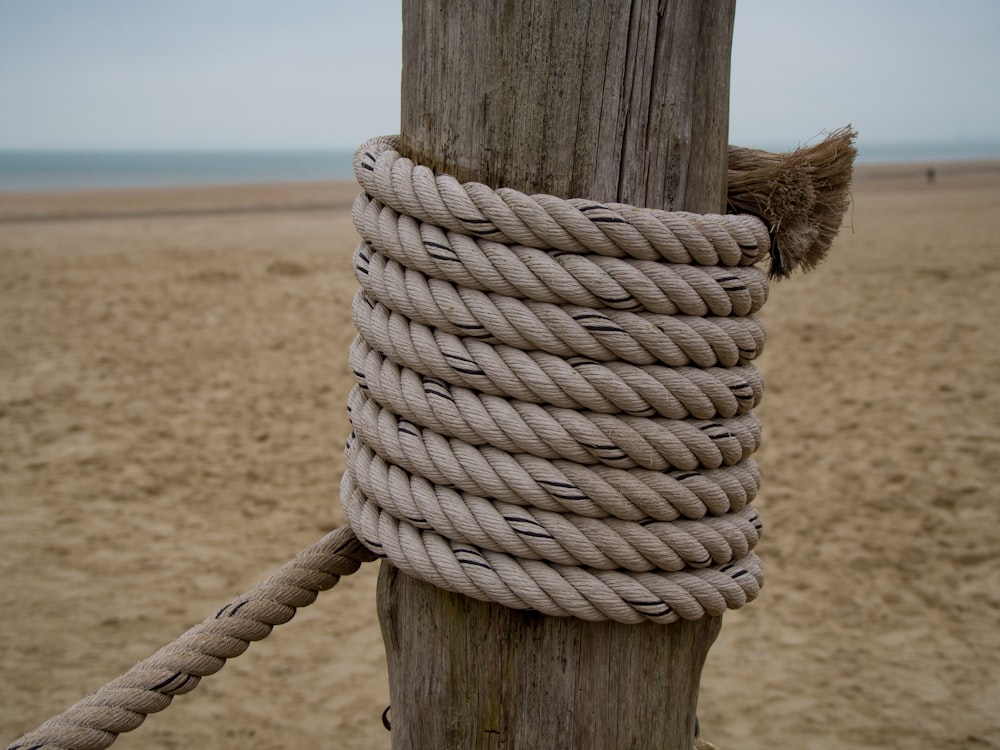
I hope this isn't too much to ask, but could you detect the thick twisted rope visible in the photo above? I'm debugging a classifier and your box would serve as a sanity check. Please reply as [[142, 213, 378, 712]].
[[7, 528, 376, 750], [8, 130, 857, 748], [343, 136, 771, 623], [352, 192, 770, 316], [356, 137, 771, 262]]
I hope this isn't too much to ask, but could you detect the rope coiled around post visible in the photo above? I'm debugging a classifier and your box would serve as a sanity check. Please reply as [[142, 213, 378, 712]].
[[341, 135, 772, 623]]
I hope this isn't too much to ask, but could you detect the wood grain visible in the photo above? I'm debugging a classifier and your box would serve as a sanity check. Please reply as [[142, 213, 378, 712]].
[[399, 0, 733, 210]]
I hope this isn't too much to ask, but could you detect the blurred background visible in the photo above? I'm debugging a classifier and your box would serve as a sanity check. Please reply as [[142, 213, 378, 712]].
[[2, 0, 999, 190]]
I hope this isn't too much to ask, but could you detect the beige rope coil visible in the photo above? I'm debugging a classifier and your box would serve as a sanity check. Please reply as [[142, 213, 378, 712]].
[[342, 135, 771, 623]]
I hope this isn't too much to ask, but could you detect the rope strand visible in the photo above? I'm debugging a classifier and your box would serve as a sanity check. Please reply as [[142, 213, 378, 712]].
[[7, 527, 375, 750]]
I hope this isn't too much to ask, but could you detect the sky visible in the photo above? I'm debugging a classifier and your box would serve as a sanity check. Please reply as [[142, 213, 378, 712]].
[[0, 0, 998, 152]]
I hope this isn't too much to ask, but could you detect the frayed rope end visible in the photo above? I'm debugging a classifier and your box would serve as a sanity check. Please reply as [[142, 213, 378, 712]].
[[727, 126, 857, 279]]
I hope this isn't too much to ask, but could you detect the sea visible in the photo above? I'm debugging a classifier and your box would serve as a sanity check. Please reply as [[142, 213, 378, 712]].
[[1, 140, 998, 193], [0, 149, 357, 193]]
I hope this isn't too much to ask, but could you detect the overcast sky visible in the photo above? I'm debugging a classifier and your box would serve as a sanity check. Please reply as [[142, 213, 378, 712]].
[[1, 0, 998, 152]]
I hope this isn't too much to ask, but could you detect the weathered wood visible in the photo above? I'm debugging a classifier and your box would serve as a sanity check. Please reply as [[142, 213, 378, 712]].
[[399, 0, 733, 208], [379, 2, 736, 748]]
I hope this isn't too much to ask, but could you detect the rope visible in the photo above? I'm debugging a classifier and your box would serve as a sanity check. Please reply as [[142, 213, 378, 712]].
[[343, 136, 770, 623], [7, 527, 376, 750], [9, 133, 796, 747]]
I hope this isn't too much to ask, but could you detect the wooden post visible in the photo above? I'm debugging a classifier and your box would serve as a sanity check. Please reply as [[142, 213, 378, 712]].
[[378, 1, 736, 747]]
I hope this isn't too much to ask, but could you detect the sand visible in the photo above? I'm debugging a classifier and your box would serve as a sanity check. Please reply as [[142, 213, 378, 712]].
[[2, 162, 998, 749]]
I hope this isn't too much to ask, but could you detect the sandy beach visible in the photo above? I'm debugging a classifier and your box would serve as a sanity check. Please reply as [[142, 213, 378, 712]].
[[2, 161, 999, 749]]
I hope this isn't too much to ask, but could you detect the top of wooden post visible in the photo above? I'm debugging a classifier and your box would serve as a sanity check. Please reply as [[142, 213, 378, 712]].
[[401, 0, 734, 212]]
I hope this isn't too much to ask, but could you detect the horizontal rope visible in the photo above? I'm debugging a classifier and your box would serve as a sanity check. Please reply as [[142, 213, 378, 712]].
[[352, 293, 764, 385], [346, 436, 758, 522], [346, 440, 762, 572], [343, 477, 762, 624], [353, 192, 770, 316], [355, 247, 767, 365], [348, 385, 762, 473], [350, 333, 764, 421], [355, 136, 771, 265]]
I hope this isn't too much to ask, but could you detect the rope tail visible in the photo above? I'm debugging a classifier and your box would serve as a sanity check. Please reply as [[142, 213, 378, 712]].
[[7, 526, 376, 750]]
